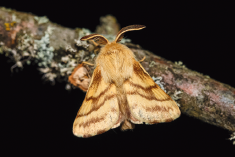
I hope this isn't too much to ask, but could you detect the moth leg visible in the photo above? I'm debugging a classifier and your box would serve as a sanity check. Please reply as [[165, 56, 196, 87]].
[[91, 40, 99, 47], [138, 56, 146, 62], [82, 61, 94, 66], [90, 40, 101, 54]]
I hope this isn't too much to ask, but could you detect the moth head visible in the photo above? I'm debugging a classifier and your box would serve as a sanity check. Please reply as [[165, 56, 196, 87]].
[[80, 25, 146, 45]]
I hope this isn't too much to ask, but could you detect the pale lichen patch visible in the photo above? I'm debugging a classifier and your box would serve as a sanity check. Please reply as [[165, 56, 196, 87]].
[[12, 14, 21, 23], [91, 53, 95, 59], [229, 132, 235, 145], [66, 45, 77, 53], [34, 32, 54, 67], [175, 61, 186, 68], [152, 76, 166, 92], [34, 16, 49, 25], [149, 61, 157, 67], [169, 90, 183, 107], [152, 75, 182, 107]]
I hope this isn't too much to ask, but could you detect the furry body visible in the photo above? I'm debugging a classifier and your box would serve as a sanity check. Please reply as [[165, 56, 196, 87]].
[[71, 25, 181, 138]]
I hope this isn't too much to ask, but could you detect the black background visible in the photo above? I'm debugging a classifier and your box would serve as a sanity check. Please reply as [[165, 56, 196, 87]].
[[1, 1, 234, 156]]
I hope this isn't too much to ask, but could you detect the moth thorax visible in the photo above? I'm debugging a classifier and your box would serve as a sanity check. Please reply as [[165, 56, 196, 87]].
[[96, 43, 136, 85]]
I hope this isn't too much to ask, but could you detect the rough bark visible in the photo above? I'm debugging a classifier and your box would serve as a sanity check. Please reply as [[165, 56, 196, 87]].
[[0, 7, 235, 135]]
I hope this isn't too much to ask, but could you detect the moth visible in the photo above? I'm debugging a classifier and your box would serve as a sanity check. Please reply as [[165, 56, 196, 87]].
[[72, 25, 181, 138]]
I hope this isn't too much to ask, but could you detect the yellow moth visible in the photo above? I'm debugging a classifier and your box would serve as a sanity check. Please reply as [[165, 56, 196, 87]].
[[72, 25, 181, 138]]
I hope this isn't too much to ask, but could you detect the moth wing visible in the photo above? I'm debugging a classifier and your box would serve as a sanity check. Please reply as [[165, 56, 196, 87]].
[[73, 65, 119, 137], [124, 60, 181, 124]]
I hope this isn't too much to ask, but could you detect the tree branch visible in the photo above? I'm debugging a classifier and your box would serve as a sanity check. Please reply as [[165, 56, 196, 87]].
[[0, 7, 234, 137]]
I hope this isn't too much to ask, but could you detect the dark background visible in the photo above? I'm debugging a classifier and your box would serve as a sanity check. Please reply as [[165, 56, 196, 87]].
[[1, 1, 234, 156]]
